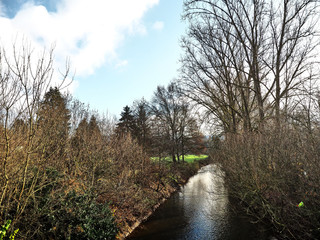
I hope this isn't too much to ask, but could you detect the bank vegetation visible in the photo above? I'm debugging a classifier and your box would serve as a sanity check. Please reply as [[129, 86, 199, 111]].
[[181, 0, 320, 239]]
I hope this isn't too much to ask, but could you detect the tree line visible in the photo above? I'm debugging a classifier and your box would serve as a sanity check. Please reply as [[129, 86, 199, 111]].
[[116, 83, 205, 163]]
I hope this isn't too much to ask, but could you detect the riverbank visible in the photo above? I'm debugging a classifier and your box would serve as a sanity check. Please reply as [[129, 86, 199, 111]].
[[114, 158, 211, 239]]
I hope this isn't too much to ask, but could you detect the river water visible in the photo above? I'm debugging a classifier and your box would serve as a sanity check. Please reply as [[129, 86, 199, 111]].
[[127, 164, 270, 240]]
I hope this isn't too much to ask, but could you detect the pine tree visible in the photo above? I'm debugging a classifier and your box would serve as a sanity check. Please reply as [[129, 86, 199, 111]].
[[133, 100, 151, 150], [116, 106, 137, 136]]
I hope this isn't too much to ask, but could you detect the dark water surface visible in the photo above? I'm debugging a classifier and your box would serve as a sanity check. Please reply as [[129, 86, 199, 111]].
[[127, 164, 270, 240]]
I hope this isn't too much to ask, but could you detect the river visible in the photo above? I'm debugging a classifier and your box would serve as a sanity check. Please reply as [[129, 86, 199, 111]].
[[127, 164, 271, 240]]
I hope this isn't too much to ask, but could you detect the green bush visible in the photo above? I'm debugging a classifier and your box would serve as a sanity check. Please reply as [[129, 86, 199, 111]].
[[0, 220, 19, 240], [15, 167, 118, 239], [45, 191, 118, 240]]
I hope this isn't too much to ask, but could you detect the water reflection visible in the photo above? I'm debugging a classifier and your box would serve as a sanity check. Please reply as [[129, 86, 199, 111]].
[[127, 164, 266, 240]]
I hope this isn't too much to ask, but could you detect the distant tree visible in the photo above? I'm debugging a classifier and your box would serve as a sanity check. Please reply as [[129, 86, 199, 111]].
[[176, 104, 205, 161], [132, 99, 151, 150], [151, 83, 181, 162], [71, 117, 89, 162], [183, 117, 206, 156], [116, 105, 137, 136], [71, 114, 104, 186], [37, 87, 70, 167], [10, 119, 28, 151], [89, 115, 101, 136], [149, 115, 170, 161], [71, 115, 102, 161], [11, 118, 27, 135], [150, 82, 204, 162]]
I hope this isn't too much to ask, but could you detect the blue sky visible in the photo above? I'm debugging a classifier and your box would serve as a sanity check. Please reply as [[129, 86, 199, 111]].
[[0, 0, 187, 117]]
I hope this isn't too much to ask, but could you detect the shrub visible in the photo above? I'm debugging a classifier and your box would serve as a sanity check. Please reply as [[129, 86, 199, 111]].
[[44, 191, 118, 240], [212, 129, 320, 239], [18, 168, 118, 239], [0, 220, 19, 240]]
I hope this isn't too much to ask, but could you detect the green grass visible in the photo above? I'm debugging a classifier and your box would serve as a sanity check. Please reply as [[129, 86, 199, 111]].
[[183, 155, 208, 163], [151, 155, 208, 163]]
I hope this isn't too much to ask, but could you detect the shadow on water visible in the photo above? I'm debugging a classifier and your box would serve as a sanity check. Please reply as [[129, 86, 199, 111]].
[[127, 164, 271, 240]]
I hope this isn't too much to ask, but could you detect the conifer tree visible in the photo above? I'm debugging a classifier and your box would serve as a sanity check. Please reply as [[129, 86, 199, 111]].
[[37, 87, 70, 165], [116, 105, 137, 136], [133, 99, 151, 150]]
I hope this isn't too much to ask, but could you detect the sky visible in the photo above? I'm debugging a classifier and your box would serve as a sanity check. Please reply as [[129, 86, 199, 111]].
[[0, 0, 187, 118]]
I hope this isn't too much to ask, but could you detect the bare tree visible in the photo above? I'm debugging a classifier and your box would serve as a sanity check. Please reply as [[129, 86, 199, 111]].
[[181, 0, 269, 132], [151, 83, 181, 162], [267, 0, 320, 127], [150, 82, 204, 162], [181, 0, 320, 132], [0, 42, 71, 223]]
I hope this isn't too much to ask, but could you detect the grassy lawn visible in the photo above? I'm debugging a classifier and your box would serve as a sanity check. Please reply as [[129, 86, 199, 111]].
[[183, 155, 208, 163], [151, 155, 208, 163]]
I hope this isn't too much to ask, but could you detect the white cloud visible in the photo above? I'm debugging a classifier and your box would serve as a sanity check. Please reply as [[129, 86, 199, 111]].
[[0, 0, 159, 81], [152, 21, 164, 31], [115, 60, 128, 69]]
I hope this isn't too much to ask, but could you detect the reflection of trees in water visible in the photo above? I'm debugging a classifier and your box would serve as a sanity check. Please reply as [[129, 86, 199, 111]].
[[200, 165, 229, 221], [128, 164, 243, 240], [179, 164, 229, 224]]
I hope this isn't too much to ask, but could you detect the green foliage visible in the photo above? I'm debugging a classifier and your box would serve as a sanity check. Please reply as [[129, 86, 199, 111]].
[[0, 220, 10, 240], [0, 220, 19, 240], [46, 191, 118, 240], [116, 105, 137, 136], [21, 168, 118, 240], [82, 200, 118, 240]]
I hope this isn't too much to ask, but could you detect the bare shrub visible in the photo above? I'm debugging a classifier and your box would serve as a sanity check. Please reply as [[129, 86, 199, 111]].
[[212, 128, 320, 239]]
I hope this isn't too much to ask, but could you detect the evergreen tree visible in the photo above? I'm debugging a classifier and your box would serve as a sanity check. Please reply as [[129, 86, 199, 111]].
[[71, 117, 89, 161], [116, 106, 136, 136], [72, 115, 102, 159], [88, 115, 101, 137], [133, 99, 151, 150], [37, 87, 70, 166]]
